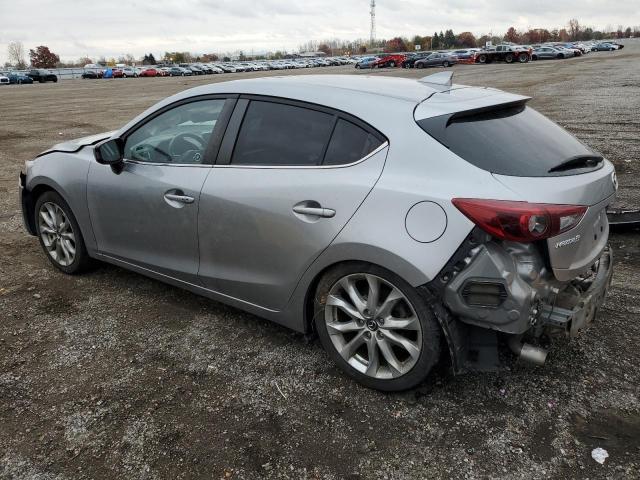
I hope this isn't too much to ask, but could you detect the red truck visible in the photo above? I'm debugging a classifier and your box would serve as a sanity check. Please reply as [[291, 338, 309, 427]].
[[474, 44, 531, 64]]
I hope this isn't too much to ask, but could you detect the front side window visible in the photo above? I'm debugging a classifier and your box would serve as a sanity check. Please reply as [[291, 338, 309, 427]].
[[231, 101, 334, 166], [124, 99, 225, 164]]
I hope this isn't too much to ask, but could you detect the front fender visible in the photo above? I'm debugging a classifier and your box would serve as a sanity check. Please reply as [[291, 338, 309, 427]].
[[24, 149, 97, 252]]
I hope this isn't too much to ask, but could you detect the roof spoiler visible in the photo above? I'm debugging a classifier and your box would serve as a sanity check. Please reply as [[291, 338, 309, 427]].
[[418, 71, 453, 89]]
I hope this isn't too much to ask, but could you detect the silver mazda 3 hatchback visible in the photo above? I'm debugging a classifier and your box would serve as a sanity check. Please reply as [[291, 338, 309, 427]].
[[19, 73, 616, 391]]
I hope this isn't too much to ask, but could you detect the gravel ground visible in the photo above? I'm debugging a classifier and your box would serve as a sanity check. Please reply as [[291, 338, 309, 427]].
[[1, 40, 639, 479]]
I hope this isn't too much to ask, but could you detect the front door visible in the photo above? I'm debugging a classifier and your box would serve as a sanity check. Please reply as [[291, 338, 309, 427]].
[[198, 98, 388, 311], [87, 98, 228, 283]]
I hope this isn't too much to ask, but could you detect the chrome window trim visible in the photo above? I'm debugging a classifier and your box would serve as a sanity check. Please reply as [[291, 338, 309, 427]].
[[121, 159, 214, 168], [212, 141, 389, 170]]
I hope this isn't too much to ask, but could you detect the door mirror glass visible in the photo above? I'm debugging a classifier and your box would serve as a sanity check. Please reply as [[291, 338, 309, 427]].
[[95, 138, 124, 165]]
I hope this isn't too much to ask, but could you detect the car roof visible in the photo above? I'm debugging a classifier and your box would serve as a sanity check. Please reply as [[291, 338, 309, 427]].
[[181, 75, 445, 103]]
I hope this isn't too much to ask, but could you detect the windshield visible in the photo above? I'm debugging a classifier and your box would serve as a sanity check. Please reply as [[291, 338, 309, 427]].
[[416, 104, 601, 177]]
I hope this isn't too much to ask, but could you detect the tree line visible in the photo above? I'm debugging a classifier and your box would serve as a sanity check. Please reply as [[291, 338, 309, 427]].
[[4, 19, 640, 69]]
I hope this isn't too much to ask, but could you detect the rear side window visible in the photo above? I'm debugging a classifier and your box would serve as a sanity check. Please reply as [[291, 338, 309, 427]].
[[231, 101, 334, 166], [416, 104, 600, 177], [324, 119, 383, 165]]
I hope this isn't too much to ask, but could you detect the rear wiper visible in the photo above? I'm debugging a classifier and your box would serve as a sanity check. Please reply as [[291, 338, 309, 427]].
[[548, 154, 603, 173]]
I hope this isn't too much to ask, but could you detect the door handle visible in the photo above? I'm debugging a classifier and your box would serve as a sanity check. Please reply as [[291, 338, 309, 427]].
[[292, 205, 335, 218], [164, 193, 194, 204]]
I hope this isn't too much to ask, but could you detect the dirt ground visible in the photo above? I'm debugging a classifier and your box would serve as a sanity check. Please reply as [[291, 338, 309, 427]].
[[1, 41, 639, 479]]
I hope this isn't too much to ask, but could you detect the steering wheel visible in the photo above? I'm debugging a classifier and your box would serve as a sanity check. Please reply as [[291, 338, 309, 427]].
[[168, 133, 205, 159]]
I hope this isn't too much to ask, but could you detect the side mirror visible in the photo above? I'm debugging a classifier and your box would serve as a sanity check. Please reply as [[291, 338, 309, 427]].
[[94, 138, 124, 165]]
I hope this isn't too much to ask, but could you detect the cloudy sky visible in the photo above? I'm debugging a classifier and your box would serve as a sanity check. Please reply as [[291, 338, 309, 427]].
[[1, 0, 638, 63]]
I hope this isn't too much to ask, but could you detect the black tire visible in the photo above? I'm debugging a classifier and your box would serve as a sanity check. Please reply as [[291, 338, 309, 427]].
[[505, 53, 514, 63], [443, 61, 450, 67], [416, 62, 424, 69], [313, 262, 442, 392], [557, 53, 564, 59], [389, 61, 396, 67], [518, 54, 529, 63], [532, 55, 538, 61], [34, 191, 93, 274], [355, 64, 360, 69], [478, 54, 488, 63]]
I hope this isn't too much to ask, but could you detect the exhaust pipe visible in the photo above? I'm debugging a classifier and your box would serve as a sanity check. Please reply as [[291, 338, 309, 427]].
[[507, 335, 548, 366]]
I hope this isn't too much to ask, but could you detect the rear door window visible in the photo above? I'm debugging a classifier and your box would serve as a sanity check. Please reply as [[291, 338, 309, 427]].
[[231, 101, 334, 166], [416, 104, 600, 177]]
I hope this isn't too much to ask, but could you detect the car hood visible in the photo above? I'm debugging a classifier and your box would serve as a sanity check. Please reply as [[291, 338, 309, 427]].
[[36, 131, 115, 157]]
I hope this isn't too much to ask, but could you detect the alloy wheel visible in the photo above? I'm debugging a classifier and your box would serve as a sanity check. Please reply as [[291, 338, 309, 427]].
[[324, 273, 423, 379], [38, 202, 76, 267]]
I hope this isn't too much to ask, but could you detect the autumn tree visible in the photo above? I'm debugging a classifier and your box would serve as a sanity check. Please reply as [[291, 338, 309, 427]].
[[358, 45, 367, 54], [504, 27, 520, 43], [384, 37, 407, 52], [318, 43, 331, 55], [456, 32, 477, 48], [202, 53, 219, 62], [7, 41, 27, 69], [29, 46, 60, 68]]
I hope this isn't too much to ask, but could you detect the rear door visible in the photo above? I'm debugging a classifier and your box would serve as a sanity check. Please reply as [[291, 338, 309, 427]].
[[198, 97, 388, 311]]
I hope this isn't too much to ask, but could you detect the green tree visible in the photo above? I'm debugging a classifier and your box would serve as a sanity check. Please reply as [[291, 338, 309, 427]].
[[443, 29, 456, 48], [432, 31, 440, 49]]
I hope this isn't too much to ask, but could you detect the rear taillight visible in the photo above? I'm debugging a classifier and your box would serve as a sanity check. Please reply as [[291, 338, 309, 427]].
[[452, 198, 587, 242]]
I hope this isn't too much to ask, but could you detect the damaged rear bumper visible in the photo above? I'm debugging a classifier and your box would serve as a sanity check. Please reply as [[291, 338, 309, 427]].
[[540, 246, 613, 337]]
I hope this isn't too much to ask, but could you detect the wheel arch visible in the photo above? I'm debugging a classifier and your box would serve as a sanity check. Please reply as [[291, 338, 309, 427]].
[[22, 181, 63, 235]]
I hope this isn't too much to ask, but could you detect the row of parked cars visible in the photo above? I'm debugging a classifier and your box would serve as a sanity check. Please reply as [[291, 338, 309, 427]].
[[0, 68, 59, 85], [80, 57, 358, 79], [353, 39, 624, 69]]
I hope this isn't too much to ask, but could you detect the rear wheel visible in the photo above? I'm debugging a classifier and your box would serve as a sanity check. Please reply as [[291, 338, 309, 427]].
[[416, 62, 424, 69], [34, 191, 93, 274], [478, 54, 488, 63], [314, 263, 441, 391], [389, 61, 396, 67], [518, 54, 529, 63], [505, 53, 514, 63], [443, 61, 450, 67]]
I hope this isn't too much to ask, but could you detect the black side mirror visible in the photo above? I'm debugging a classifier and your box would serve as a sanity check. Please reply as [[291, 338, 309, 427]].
[[95, 138, 125, 173]]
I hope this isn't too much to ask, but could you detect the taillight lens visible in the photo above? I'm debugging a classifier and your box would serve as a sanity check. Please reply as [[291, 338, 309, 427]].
[[452, 198, 587, 242]]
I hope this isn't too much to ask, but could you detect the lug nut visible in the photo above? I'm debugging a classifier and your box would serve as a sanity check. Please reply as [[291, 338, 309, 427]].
[[377, 317, 384, 325], [364, 331, 372, 339], [376, 331, 383, 340]]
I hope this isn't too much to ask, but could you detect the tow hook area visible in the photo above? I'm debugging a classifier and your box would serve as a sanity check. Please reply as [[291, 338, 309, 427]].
[[507, 335, 547, 366]]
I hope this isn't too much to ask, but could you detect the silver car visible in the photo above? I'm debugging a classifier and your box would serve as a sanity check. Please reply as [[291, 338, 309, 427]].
[[19, 73, 616, 391]]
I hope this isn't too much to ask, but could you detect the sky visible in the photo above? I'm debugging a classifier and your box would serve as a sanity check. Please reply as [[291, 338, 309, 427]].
[[1, 0, 638, 63]]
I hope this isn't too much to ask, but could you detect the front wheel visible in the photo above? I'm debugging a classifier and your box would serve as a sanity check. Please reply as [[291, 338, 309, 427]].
[[477, 54, 488, 63], [518, 54, 529, 63], [505, 53, 514, 63], [443, 61, 450, 67], [389, 61, 396, 67], [314, 263, 441, 391], [34, 191, 93, 274]]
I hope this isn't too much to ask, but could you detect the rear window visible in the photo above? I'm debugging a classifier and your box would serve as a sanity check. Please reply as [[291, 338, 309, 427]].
[[417, 104, 600, 177]]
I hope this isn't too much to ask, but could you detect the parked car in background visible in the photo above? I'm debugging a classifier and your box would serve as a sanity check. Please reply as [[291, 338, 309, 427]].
[[355, 56, 378, 69], [139, 67, 159, 77], [372, 54, 406, 68], [401, 52, 431, 68], [592, 42, 617, 51], [6, 71, 34, 84], [121, 67, 138, 78], [452, 49, 481, 59], [0, 74, 9, 85], [169, 66, 192, 76], [414, 52, 458, 68], [112, 68, 124, 78], [81, 70, 103, 79], [27, 69, 58, 83], [531, 46, 567, 60]]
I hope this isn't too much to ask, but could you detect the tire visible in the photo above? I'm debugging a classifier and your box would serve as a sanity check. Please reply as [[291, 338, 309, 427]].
[[355, 64, 360, 69], [518, 54, 529, 63], [443, 61, 450, 67], [34, 191, 93, 274], [478, 54, 488, 64], [313, 262, 442, 392], [416, 63, 424, 69], [532, 55, 538, 61], [389, 61, 396, 67], [505, 53, 514, 63]]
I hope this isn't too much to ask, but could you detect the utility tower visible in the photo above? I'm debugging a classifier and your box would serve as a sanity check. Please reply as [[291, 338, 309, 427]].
[[369, 0, 376, 47]]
